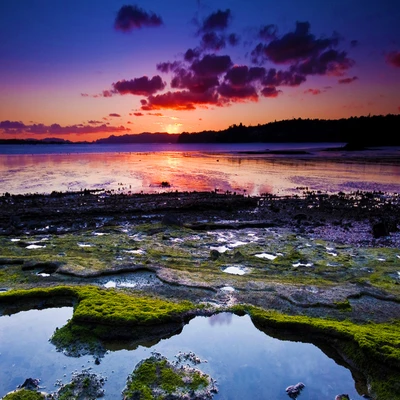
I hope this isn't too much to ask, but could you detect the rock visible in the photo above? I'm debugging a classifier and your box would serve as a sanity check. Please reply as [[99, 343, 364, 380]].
[[18, 377, 40, 390], [335, 395, 350, 400], [285, 382, 305, 399], [162, 213, 182, 227], [210, 249, 220, 260]]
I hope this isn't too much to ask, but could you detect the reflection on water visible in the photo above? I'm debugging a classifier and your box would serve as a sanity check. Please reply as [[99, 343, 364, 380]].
[[0, 143, 399, 196], [0, 308, 366, 399]]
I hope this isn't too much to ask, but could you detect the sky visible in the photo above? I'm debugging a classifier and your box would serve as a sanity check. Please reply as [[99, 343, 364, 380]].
[[0, 0, 399, 142]]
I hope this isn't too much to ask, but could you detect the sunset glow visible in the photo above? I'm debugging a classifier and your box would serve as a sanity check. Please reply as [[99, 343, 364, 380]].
[[0, 1, 399, 142]]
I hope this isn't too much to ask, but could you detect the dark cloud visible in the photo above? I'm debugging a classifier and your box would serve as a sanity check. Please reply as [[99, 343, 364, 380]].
[[218, 83, 258, 101], [133, 112, 144, 116], [80, 93, 89, 97], [102, 90, 114, 98], [304, 88, 322, 95], [191, 54, 232, 77], [156, 61, 181, 74], [261, 87, 281, 98], [258, 24, 278, 41], [228, 33, 239, 46], [114, 5, 163, 32], [87, 120, 102, 124], [184, 48, 201, 62], [171, 68, 219, 93], [263, 68, 306, 87], [141, 90, 221, 111], [109, 113, 121, 117], [295, 49, 354, 76], [338, 76, 358, 84], [200, 9, 231, 32], [251, 21, 341, 65], [201, 32, 226, 50], [224, 66, 266, 86], [386, 51, 400, 68], [0, 120, 26, 130], [350, 40, 359, 47], [113, 75, 166, 96], [0, 121, 130, 135]]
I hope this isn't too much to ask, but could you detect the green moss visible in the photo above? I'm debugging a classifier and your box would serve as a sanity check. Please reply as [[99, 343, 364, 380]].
[[123, 354, 211, 400], [2, 389, 45, 400]]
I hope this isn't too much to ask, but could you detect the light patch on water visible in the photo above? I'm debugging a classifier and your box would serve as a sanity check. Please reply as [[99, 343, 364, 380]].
[[26, 244, 46, 249], [119, 282, 137, 288], [10, 238, 20, 242], [377, 258, 386, 262], [104, 281, 117, 288], [124, 249, 145, 255], [397, 255, 400, 259], [326, 246, 335, 251], [305, 243, 312, 247], [292, 262, 313, 268], [327, 252, 338, 257], [255, 253, 277, 260], [211, 245, 229, 253], [93, 232, 108, 236], [78, 243, 92, 247], [397, 272, 400, 277], [170, 238, 184, 243], [229, 241, 247, 248], [37, 273, 50, 277], [222, 266, 247, 275], [221, 286, 235, 292]]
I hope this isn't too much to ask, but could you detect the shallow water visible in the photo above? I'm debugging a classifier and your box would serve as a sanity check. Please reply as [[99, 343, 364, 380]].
[[1, 143, 399, 196], [0, 307, 366, 399]]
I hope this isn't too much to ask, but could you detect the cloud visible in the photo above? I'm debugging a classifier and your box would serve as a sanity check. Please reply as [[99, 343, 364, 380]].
[[147, 112, 164, 116], [199, 9, 231, 32], [304, 88, 322, 95], [171, 68, 219, 93], [201, 32, 226, 50], [133, 112, 144, 116], [87, 120, 103, 124], [224, 66, 266, 85], [191, 54, 232, 76], [109, 113, 121, 117], [338, 76, 358, 84], [262, 68, 306, 87], [228, 33, 239, 46], [386, 51, 400, 68], [0, 120, 26, 130], [261, 87, 281, 98], [114, 5, 163, 32], [350, 40, 359, 47], [156, 61, 181, 73], [80, 93, 89, 97], [217, 83, 258, 102], [258, 24, 278, 41], [252, 21, 340, 64], [113, 75, 166, 96], [0, 121, 130, 135], [141, 90, 221, 111]]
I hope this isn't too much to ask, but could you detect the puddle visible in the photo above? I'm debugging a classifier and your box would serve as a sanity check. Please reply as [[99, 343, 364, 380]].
[[124, 249, 145, 255], [292, 262, 313, 267], [0, 309, 366, 399], [220, 286, 235, 292], [222, 266, 247, 275], [77, 243, 93, 247], [95, 271, 161, 289], [255, 253, 278, 260], [26, 244, 46, 249], [210, 245, 229, 253]]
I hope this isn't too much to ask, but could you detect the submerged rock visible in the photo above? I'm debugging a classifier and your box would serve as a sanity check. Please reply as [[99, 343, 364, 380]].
[[285, 382, 305, 399]]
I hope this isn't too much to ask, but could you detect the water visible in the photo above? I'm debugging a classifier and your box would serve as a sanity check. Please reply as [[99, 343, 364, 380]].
[[1, 143, 399, 196], [0, 307, 365, 399]]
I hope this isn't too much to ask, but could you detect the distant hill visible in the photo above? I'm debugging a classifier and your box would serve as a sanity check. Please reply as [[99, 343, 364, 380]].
[[95, 132, 179, 144]]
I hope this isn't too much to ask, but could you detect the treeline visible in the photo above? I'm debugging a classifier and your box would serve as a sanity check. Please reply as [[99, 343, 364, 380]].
[[178, 114, 400, 145]]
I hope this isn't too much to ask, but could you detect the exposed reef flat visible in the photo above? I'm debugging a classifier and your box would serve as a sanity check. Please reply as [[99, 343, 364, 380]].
[[1, 190, 400, 399]]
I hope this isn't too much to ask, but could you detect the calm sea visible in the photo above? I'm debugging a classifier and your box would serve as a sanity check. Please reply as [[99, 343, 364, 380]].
[[1, 142, 399, 196]]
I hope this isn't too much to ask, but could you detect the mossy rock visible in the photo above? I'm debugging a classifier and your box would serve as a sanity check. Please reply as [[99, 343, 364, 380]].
[[2, 389, 46, 400]]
